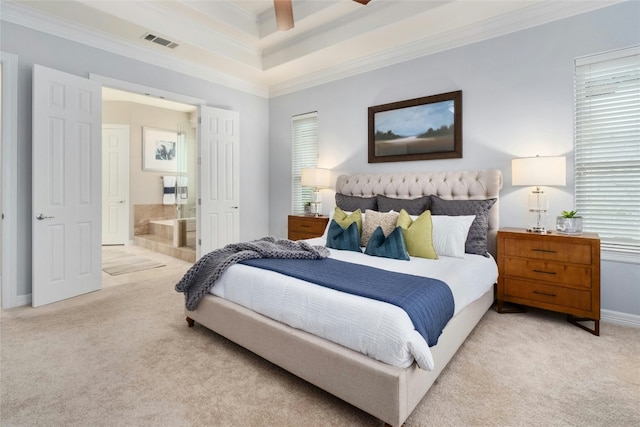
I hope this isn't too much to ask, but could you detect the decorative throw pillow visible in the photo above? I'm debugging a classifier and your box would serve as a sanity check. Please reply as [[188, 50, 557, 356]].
[[333, 207, 363, 237], [325, 220, 362, 253], [361, 209, 399, 247], [396, 209, 438, 259], [376, 194, 431, 215], [335, 193, 378, 212], [364, 226, 409, 260], [429, 196, 497, 256], [431, 215, 475, 258]]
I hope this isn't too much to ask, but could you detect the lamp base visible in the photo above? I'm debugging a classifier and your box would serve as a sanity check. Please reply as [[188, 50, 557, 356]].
[[309, 201, 322, 216], [526, 226, 551, 234]]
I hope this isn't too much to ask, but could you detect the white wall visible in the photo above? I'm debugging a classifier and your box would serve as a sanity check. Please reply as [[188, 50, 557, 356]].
[[268, 2, 640, 317], [1, 21, 270, 301]]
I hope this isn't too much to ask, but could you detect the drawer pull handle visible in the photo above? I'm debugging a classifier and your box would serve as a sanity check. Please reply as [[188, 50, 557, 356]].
[[532, 269, 557, 275], [300, 224, 311, 228], [532, 248, 557, 254], [533, 290, 557, 297]]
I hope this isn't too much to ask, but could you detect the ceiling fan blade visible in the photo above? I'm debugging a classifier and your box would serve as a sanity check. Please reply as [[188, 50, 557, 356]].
[[352, 0, 371, 4], [274, 0, 294, 31]]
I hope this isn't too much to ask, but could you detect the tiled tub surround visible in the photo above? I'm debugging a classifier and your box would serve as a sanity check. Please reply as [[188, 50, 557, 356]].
[[133, 204, 195, 263], [149, 218, 196, 248], [133, 204, 178, 236]]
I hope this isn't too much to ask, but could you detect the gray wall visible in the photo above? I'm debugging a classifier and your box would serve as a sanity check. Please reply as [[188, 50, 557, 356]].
[[1, 21, 270, 299], [268, 2, 640, 317]]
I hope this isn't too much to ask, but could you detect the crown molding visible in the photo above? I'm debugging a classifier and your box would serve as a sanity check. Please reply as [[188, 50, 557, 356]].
[[1, 0, 625, 99], [268, 0, 626, 97], [1, 1, 269, 98]]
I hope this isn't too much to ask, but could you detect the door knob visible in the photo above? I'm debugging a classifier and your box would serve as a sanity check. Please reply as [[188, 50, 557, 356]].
[[118, 200, 125, 204], [36, 213, 54, 220]]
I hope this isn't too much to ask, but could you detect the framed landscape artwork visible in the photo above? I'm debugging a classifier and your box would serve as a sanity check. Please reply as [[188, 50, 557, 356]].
[[143, 127, 178, 172], [368, 90, 462, 163]]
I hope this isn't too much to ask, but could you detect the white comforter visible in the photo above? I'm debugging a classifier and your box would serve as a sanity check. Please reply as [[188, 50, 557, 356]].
[[209, 236, 497, 370]]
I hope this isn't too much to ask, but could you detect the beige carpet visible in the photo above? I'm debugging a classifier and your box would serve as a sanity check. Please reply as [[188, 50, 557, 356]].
[[1, 249, 639, 426], [102, 248, 165, 276]]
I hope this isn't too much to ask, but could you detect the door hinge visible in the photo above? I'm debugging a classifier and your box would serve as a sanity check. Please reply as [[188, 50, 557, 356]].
[[198, 157, 201, 165], [198, 198, 201, 205], [198, 239, 201, 245], [198, 117, 202, 124]]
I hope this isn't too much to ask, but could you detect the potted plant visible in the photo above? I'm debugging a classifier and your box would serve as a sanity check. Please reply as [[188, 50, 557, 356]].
[[556, 210, 583, 234]]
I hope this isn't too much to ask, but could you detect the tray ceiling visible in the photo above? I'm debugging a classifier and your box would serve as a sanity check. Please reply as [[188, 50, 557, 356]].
[[2, 0, 623, 97]]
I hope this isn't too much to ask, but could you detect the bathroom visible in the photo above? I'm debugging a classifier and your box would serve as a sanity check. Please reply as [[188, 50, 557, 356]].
[[102, 88, 198, 263]]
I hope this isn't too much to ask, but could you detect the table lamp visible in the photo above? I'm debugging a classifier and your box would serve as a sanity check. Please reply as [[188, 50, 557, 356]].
[[301, 168, 331, 216], [512, 155, 566, 233]]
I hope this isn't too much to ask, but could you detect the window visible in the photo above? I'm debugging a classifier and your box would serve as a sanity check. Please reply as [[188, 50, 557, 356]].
[[291, 112, 318, 214], [574, 46, 640, 256]]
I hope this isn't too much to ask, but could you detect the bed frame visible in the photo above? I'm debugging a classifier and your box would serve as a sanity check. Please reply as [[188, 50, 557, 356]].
[[185, 169, 503, 426]]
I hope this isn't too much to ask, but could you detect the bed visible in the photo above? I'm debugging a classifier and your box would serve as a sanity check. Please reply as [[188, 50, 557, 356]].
[[182, 169, 503, 426]]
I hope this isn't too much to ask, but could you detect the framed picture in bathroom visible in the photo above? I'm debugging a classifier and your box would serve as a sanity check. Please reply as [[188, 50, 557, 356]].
[[143, 127, 178, 172]]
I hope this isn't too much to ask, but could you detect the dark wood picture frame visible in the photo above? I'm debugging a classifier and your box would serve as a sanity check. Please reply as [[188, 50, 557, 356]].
[[368, 90, 462, 163]]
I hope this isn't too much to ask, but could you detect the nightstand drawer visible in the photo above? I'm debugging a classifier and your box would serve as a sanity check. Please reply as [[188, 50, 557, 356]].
[[503, 237, 592, 265], [288, 215, 329, 240], [504, 258, 592, 288], [504, 278, 592, 312]]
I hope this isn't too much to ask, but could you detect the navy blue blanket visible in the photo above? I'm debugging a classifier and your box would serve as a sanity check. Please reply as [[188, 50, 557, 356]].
[[240, 257, 454, 347]]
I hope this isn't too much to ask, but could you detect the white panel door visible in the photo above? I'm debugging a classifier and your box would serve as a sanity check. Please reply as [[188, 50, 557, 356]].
[[101, 125, 130, 245], [32, 65, 102, 307], [198, 105, 239, 259]]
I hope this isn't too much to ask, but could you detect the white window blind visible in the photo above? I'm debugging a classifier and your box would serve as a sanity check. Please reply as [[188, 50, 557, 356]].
[[291, 112, 318, 214], [574, 46, 640, 255]]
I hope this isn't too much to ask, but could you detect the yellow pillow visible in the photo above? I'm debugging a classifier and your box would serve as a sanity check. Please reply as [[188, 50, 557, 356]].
[[397, 209, 438, 259], [333, 207, 363, 237]]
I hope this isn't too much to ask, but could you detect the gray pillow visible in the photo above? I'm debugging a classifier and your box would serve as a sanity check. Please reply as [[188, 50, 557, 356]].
[[376, 194, 430, 215], [429, 196, 496, 256], [335, 193, 377, 212]]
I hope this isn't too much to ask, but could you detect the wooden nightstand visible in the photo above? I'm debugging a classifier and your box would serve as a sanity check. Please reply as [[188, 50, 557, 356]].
[[288, 215, 329, 241], [496, 228, 601, 335]]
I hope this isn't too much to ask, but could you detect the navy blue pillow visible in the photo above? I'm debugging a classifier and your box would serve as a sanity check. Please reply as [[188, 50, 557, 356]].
[[325, 220, 362, 253], [364, 226, 410, 261]]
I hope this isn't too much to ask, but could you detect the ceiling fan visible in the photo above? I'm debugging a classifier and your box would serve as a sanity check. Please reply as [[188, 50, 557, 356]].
[[274, 0, 372, 31]]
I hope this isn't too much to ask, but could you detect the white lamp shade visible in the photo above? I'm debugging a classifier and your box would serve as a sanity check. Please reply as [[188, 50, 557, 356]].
[[512, 156, 566, 186], [301, 168, 331, 188]]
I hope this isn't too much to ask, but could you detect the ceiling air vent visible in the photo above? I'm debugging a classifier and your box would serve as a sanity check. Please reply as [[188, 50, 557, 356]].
[[142, 33, 178, 49]]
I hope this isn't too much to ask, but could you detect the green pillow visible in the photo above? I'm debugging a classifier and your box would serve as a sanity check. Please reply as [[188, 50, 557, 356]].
[[333, 207, 362, 237], [397, 209, 438, 259], [364, 226, 409, 260], [325, 220, 362, 253]]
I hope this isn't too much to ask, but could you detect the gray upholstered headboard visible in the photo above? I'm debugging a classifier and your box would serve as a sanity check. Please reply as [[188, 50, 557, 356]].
[[335, 169, 503, 256]]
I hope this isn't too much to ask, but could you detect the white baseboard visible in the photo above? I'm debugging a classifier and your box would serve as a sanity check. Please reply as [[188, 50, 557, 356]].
[[601, 309, 640, 328]]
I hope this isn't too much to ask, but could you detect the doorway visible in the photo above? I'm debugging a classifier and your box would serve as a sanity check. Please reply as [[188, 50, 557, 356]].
[[101, 87, 198, 263]]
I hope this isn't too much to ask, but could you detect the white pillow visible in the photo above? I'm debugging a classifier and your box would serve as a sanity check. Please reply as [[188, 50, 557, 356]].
[[431, 215, 475, 258]]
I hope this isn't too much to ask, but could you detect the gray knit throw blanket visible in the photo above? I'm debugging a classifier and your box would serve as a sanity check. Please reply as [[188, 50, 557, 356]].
[[175, 236, 330, 310]]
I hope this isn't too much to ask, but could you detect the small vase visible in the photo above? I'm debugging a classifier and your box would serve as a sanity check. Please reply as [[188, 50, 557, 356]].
[[556, 217, 583, 234]]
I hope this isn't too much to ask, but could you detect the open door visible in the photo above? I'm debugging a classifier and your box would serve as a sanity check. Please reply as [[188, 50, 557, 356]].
[[198, 105, 239, 259], [32, 65, 102, 307], [101, 124, 130, 245]]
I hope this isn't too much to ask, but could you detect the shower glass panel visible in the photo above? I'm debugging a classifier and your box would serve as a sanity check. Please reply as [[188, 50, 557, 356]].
[[176, 121, 197, 249]]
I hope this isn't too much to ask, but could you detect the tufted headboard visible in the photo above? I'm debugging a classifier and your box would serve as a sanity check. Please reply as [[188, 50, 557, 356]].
[[335, 169, 503, 256]]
